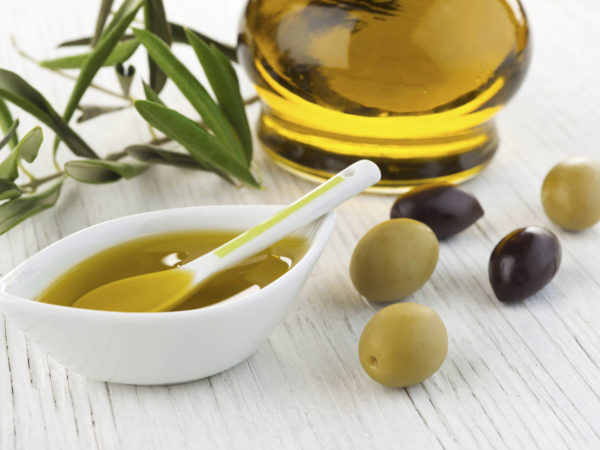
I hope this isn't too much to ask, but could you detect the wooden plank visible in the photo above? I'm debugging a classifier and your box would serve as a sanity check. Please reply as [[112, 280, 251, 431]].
[[0, 0, 599, 448]]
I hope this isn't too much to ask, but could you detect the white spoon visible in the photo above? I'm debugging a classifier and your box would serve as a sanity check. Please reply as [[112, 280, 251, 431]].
[[72, 159, 381, 312]]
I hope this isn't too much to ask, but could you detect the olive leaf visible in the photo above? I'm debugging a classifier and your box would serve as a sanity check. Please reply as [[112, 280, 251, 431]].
[[59, 0, 144, 128], [213, 46, 239, 87], [17, 126, 43, 163], [0, 179, 63, 235], [58, 37, 94, 47], [0, 119, 19, 151], [0, 180, 22, 201], [135, 100, 258, 187], [0, 69, 98, 158], [170, 23, 237, 62], [133, 28, 246, 165], [144, 0, 171, 94], [126, 145, 208, 169], [41, 38, 139, 69], [58, 35, 136, 47], [103, 0, 140, 38], [0, 152, 19, 181], [126, 144, 234, 184], [76, 104, 127, 123], [115, 63, 136, 95], [0, 127, 43, 180], [91, 0, 115, 46], [0, 98, 18, 149], [65, 159, 148, 184], [185, 29, 252, 164], [142, 81, 164, 105]]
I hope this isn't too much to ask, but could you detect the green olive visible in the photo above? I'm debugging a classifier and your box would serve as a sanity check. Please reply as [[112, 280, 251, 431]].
[[350, 219, 439, 302], [359, 303, 448, 387], [542, 158, 600, 231]]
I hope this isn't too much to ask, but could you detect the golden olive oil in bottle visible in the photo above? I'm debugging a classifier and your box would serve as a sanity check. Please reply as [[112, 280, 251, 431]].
[[239, 0, 530, 192]]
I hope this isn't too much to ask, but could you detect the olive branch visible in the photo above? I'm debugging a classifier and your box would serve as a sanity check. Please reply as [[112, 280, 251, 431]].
[[0, 0, 259, 235]]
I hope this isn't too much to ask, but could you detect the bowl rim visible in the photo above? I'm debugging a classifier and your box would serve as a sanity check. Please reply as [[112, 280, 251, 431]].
[[0, 205, 336, 321]]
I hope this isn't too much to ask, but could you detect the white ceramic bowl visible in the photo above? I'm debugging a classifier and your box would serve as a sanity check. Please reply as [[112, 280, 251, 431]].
[[0, 206, 335, 385]]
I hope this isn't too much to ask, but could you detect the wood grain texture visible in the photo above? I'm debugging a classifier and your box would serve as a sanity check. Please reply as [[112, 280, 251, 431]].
[[1, 0, 600, 448]]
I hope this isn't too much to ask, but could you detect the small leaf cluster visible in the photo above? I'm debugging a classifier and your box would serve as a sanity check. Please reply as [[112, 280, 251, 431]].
[[0, 0, 257, 235], [0, 104, 63, 233]]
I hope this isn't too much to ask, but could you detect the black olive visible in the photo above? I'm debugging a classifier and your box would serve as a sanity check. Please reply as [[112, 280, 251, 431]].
[[390, 183, 484, 239], [489, 226, 561, 303]]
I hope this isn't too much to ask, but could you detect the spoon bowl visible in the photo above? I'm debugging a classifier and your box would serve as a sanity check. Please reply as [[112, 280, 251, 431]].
[[0, 205, 335, 385]]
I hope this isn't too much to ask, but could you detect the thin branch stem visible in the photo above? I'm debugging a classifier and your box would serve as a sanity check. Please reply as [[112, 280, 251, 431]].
[[19, 172, 64, 190], [104, 150, 128, 161], [11, 35, 132, 102], [244, 95, 260, 106], [150, 135, 171, 146], [17, 161, 36, 183], [52, 154, 62, 172], [147, 124, 159, 140]]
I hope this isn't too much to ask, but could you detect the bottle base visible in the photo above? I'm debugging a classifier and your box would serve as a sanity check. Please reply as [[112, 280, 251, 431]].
[[259, 113, 498, 194]]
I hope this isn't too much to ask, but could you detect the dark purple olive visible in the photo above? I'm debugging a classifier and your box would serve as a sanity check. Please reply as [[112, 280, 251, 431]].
[[489, 226, 561, 303], [390, 183, 484, 239]]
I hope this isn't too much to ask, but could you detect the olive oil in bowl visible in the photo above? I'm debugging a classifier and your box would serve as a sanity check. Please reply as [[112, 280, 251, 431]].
[[37, 231, 308, 312]]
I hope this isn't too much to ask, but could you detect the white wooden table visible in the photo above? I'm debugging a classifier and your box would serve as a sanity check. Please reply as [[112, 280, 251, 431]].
[[1, 1, 600, 448]]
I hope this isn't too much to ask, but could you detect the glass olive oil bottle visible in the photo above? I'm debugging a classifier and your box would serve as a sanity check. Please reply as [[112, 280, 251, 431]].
[[239, 0, 530, 192]]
